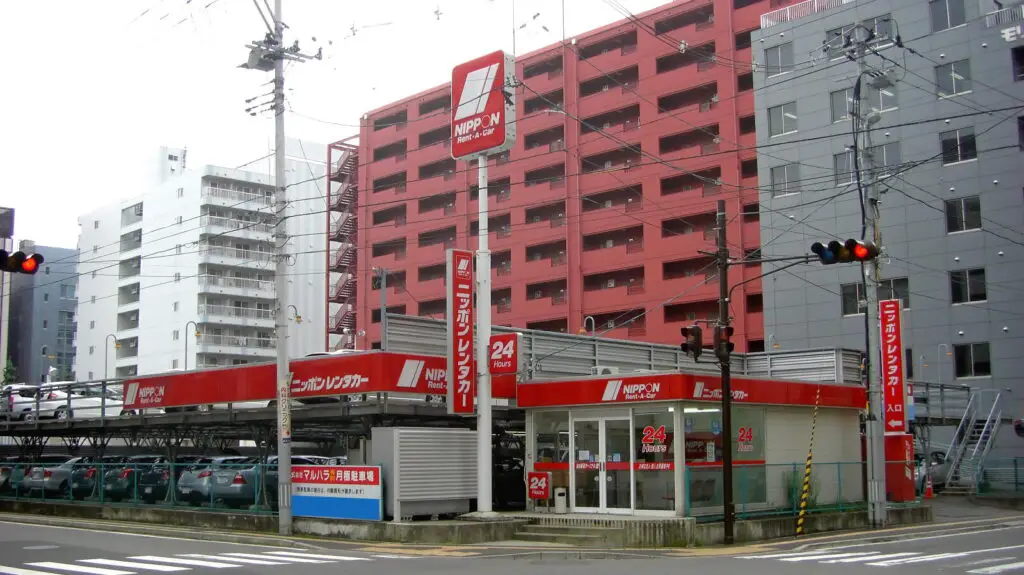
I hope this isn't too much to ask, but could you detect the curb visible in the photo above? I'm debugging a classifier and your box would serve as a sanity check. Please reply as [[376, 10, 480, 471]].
[[0, 513, 316, 549]]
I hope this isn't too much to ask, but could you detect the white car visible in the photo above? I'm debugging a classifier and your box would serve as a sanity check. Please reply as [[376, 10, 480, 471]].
[[2, 384, 63, 421]]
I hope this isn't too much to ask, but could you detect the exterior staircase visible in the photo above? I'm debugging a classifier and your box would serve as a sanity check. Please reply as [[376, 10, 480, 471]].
[[942, 390, 1004, 495]]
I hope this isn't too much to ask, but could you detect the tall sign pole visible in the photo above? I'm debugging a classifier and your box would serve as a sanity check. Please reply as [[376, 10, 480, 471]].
[[450, 50, 517, 515]]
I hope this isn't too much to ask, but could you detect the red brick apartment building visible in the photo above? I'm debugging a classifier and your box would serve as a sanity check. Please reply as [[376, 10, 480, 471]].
[[327, 0, 773, 352]]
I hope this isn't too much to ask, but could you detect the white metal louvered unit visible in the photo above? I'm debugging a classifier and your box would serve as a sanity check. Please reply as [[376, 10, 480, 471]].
[[370, 427, 477, 521]]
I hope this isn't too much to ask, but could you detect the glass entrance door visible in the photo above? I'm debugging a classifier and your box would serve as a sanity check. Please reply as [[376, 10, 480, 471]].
[[572, 417, 633, 513]]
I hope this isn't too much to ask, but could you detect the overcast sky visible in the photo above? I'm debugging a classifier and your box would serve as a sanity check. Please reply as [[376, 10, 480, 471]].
[[2, 0, 666, 249]]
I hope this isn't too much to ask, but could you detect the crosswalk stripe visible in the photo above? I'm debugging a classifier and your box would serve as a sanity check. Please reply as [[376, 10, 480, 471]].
[[968, 562, 1024, 574], [868, 552, 970, 566], [128, 557, 238, 569], [0, 567, 68, 575], [781, 552, 878, 562], [736, 551, 831, 559], [26, 563, 131, 575], [220, 554, 329, 564], [369, 555, 416, 560], [823, 552, 919, 563], [179, 555, 288, 566], [78, 560, 188, 572], [264, 552, 370, 562]]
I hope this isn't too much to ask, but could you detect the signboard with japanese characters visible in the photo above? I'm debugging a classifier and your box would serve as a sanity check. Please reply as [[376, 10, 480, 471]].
[[879, 299, 907, 434], [447, 249, 475, 415], [290, 465, 383, 521], [1001, 24, 1023, 43]]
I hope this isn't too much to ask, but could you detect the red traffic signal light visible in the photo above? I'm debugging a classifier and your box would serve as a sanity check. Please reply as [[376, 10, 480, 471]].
[[680, 325, 703, 361], [810, 239, 878, 264], [0, 250, 44, 275]]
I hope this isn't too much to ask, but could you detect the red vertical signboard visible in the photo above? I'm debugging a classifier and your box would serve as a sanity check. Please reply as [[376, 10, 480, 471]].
[[879, 299, 906, 433], [447, 249, 475, 415]]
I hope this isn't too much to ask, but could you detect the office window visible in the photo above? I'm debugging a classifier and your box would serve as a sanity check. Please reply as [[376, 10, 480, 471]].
[[869, 85, 898, 112], [174, 272, 181, 282], [868, 142, 902, 177], [173, 329, 180, 341], [43, 293, 49, 303], [41, 346, 48, 356], [89, 346, 95, 355], [91, 295, 96, 303], [90, 320, 95, 329], [172, 359, 180, 369], [60, 284, 75, 299], [826, 24, 855, 59], [91, 271, 96, 278], [770, 164, 800, 197], [950, 268, 987, 304], [93, 220, 100, 229], [176, 187, 184, 198], [940, 128, 977, 164], [176, 244, 182, 255], [841, 278, 909, 315], [945, 196, 982, 232], [768, 102, 798, 136], [173, 301, 180, 312], [764, 42, 794, 76], [44, 266, 50, 275], [42, 320, 48, 329], [1017, 117, 1023, 149], [905, 348, 914, 380], [863, 14, 893, 49], [88, 371, 93, 380], [93, 245, 98, 253], [930, 0, 966, 32], [831, 88, 852, 122], [176, 215, 183, 225], [954, 342, 990, 378], [936, 60, 972, 97], [1014, 47, 1024, 82], [833, 150, 855, 185]]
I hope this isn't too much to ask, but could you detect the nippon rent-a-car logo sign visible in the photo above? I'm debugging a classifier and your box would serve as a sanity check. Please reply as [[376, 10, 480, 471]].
[[601, 379, 662, 402], [450, 50, 516, 160], [692, 381, 749, 401]]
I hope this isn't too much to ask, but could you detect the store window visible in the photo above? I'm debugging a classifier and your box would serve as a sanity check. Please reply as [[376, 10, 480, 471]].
[[684, 406, 767, 511], [533, 410, 570, 493], [634, 408, 675, 511]]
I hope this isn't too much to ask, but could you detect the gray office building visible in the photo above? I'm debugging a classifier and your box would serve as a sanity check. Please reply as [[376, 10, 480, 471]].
[[8, 240, 78, 383], [752, 0, 1023, 454]]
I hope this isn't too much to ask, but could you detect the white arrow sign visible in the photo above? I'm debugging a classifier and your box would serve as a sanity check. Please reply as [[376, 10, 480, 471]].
[[888, 419, 903, 428]]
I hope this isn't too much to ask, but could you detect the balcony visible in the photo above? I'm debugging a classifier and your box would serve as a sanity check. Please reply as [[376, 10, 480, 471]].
[[118, 257, 142, 282], [523, 241, 567, 278], [196, 334, 276, 356], [584, 268, 646, 306], [654, 42, 717, 82], [417, 226, 457, 256], [761, 0, 856, 29], [470, 215, 513, 246], [371, 205, 407, 228], [373, 140, 408, 165], [418, 93, 450, 118], [199, 274, 274, 297], [589, 310, 647, 338], [116, 310, 140, 333], [521, 54, 563, 93], [197, 304, 275, 328], [524, 164, 566, 193], [522, 279, 569, 317], [199, 245, 274, 266], [117, 284, 141, 308], [661, 167, 723, 198], [470, 178, 513, 207], [578, 68, 640, 117], [580, 104, 641, 149], [115, 337, 140, 360], [657, 83, 718, 118], [581, 227, 644, 274], [371, 171, 408, 199], [577, 30, 639, 82], [200, 215, 274, 241], [524, 126, 565, 155], [371, 239, 407, 263], [659, 125, 721, 162], [121, 203, 144, 229], [986, 4, 1024, 27], [523, 201, 567, 234], [654, 2, 715, 37], [201, 185, 272, 208], [119, 230, 142, 254], [370, 109, 409, 143]]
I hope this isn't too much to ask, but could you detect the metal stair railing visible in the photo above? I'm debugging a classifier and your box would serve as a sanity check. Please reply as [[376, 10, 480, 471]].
[[967, 393, 1003, 489], [944, 392, 978, 487]]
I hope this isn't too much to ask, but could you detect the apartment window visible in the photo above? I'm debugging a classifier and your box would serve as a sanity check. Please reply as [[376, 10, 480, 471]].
[[905, 348, 914, 380], [90, 320, 95, 329], [93, 220, 100, 229], [826, 24, 854, 59], [1017, 117, 1023, 149], [869, 85, 898, 112], [936, 60, 972, 97], [767, 102, 798, 136], [863, 14, 893, 48], [91, 295, 96, 304], [43, 293, 49, 303], [42, 320, 48, 329], [88, 371, 94, 380], [174, 272, 181, 282], [176, 187, 184, 198], [89, 346, 95, 355], [41, 346, 48, 356], [950, 268, 987, 304], [945, 196, 981, 232], [940, 128, 977, 164], [175, 244, 182, 255], [833, 150, 855, 185], [1014, 47, 1024, 82], [172, 359, 180, 369], [176, 215, 183, 225], [869, 141, 902, 177], [91, 271, 96, 278], [173, 301, 180, 312], [93, 245, 98, 253], [770, 164, 800, 197], [841, 278, 909, 315], [954, 342, 991, 378], [764, 42, 794, 77], [172, 329, 180, 341], [930, 0, 966, 32], [831, 88, 852, 122]]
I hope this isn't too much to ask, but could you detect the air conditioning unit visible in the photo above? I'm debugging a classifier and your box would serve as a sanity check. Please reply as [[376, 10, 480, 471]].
[[591, 366, 620, 376]]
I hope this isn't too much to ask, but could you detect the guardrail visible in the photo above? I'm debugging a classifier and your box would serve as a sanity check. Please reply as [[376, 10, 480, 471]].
[[980, 457, 1024, 495]]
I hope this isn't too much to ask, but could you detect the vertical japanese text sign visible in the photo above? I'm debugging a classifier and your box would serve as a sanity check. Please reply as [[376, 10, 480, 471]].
[[879, 299, 907, 433], [447, 249, 475, 415]]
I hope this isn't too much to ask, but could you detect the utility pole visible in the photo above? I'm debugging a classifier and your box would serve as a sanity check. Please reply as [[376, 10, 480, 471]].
[[476, 158, 493, 515], [715, 199, 735, 544], [239, 0, 320, 537], [853, 28, 887, 529], [377, 267, 388, 350]]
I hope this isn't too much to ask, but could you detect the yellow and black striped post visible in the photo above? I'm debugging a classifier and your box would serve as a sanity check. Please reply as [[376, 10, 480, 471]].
[[796, 385, 822, 536]]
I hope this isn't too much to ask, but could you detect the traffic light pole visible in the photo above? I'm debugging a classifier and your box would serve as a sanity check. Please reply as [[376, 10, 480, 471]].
[[715, 199, 735, 545], [855, 34, 888, 529]]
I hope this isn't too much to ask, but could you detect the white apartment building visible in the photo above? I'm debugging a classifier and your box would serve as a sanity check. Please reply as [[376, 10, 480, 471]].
[[73, 140, 328, 381]]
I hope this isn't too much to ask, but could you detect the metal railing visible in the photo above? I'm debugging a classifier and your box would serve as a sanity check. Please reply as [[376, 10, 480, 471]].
[[761, 0, 856, 29], [198, 245, 274, 263], [200, 215, 274, 234], [985, 4, 1024, 27], [202, 186, 272, 205], [197, 304, 274, 321], [196, 335, 276, 349], [198, 274, 274, 292]]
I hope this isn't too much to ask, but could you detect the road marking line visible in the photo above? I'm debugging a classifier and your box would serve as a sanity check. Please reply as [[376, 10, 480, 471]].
[[781, 552, 879, 562], [220, 554, 328, 564], [264, 551, 370, 561], [22, 547, 59, 551], [823, 526, 1024, 551], [0, 567, 68, 575], [26, 563, 131, 575], [79, 560, 187, 572], [0, 521, 291, 550], [792, 517, 1024, 551], [129, 557, 238, 569], [968, 562, 1024, 574], [955, 558, 1019, 568], [869, 553, 970, 566], [823, 552, 919, 563], [178, 555, 286, 566], [369, 555, 416, 559], [737, 551, 831, 559]]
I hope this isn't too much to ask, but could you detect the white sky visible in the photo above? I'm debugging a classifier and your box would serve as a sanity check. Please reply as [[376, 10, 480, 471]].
[[2, 0, 666, 249]]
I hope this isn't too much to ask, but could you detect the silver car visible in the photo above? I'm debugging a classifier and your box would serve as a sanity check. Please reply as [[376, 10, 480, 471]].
[[19, 455, 81, 497]]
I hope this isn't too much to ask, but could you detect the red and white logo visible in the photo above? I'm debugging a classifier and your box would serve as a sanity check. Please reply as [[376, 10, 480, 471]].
[[693, 381, 749, 401], [601, 379, 661, 402], [489, 333, 520, 376], [450, 50, 517, 160]]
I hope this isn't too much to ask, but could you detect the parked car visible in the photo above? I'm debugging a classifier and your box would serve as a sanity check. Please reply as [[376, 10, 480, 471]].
[[0, 457, 28, 493], [207, 455, 329, 509], [102, 455, 168, 502], [175, 456, 255, 506], [69, 455, 128, 499], [1, 384, 63, 421], [915, 450, 949, 493], [135, 455, 213, 504], [19, 455, 81, 497], [40, 387, 139, 419]]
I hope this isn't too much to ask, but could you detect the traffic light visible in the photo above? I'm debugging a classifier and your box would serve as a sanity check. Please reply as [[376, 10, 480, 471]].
[[810, 239, 879, 264], [0, 250, 44, 275], [680, 325, 703, 361], [714, 325, 735, 361]]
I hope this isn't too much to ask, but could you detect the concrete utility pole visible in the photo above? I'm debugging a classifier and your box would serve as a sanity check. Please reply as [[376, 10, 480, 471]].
[[377, 268, 388, 350], [853, 28, 887, 529], [239, 0, 320, 536], [476, 158, 493, 515], [715, 199, 735, 544]]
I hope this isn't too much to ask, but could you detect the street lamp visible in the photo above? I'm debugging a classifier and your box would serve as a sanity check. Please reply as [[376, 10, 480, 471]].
[[104, 334, 119, 381], [184, 321, 200, 370], [288, 305, 303, 324]]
